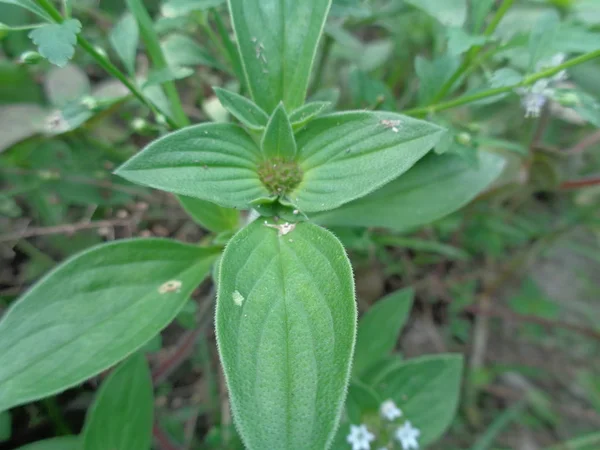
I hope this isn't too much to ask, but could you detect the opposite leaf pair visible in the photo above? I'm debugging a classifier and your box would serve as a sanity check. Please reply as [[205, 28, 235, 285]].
[[116, 89, 445, 220]]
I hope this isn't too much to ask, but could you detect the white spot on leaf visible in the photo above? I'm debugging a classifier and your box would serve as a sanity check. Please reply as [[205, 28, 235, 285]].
[[232, 290, 244, 306], [158, 280, 182, 294]]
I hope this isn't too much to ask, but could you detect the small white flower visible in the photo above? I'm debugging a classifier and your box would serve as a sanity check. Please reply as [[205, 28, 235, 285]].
[[347, 424, 376, 450], [380, 399, 402, 421], [395, 421, 420, 450]]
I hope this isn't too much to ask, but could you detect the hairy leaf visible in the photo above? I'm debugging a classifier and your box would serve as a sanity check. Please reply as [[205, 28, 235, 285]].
[[216, 220, 356, 449], [115, 123, 269, 209], [291, 111, 444, 213], [289, 101, 331, 130], [261, 103, 296, 160], [313, 151, 505, 231], [214, 87, 268, 130], [28, 19, 82, 67], [82, 354, 153, 450], [228, 0, 332, 112], [0, 239, 219, 411], [353, 288, 414, 377]]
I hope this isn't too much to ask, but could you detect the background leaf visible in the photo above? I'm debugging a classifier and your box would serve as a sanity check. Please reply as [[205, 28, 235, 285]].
[[116, 123, 269, 209], [0, 0, 53, 21], [292, 111, 444, 213], [0, 239, 219, 412], [16, 437, 80, 450], [109, 13, 139, 75], [82, 353, 153, 450], [178, 195, 241, 233], [28, 19, 82, 67], [353, 288, 414, 377], [228, 0, 332, 113], [216, 219, 356, 450], [313, 151, 505, 231], [373, 354, 464, 446]]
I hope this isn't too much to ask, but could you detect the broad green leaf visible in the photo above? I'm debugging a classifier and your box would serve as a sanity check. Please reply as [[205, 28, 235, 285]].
[[528, 10, 560, 70], [162, 34, 225, 71], [214, 87, 268, 130], [313, 151, 505, 231], [404, 0, 466, 27], [346, 380, 381, 424], [0, 239, 219, 412], [228, 0, 332, 113], [28, 19, 82, 67], [353, 288, 413, 377], [178, 195, 240, 233], [446, 27, 489, 56], [16, 437, 80, 450], [216, 220, 356, 450], [82, 354, 153, 450], [162, 0, 225, 16], [469, 0, 495, 33], [348, 68, 395, 110], [109, 13, 139, 75], [415, 55, 460, 105], [143, 66, 194, 87], [0, 0, 52, 21], [374, 236, 470, 261], [289, 101, 331, 129], [292, 111, 444, 213], [261, 103, 296, 160], [373, 354, 464, 446], [115, 123, 269, 209]]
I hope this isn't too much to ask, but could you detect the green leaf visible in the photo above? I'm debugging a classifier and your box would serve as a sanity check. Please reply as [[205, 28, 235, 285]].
[[16, 437, 80, 450], [82, 354, 153, 450], [404, 0, 466, 27], [115, 123, 269, 209], [348, 68, 395, 110], [109, 13, 139, 75], [261, 103, 297, 160], [213, 87, 269, 130], [353, 288, 413, 377], [178, 195, 240, 233], [28, 19, 82, 67], [289, 101, 331, 129], [346, 380, 381, 424], [216, 219, 356, 450], [143, 66, 194, 87], [292, 111, 444, 213], [0, 0, 53, 21], [313, 151, 505, 231], [528, 10, 560, 70], [162, 0, 225, 16], [228, 0, 332, 113], [375, 236, 471, 261], [162, 34, 225, 71], [446, 27, 489, 56], [415, 55, 460, 105], [373, 354, 463, 446], [0, 239, 219, 412]]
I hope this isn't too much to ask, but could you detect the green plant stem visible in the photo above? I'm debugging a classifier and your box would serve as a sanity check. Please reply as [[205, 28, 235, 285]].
[[125, 0, 189, 128], [404, 49, 600, 117], [432, 0, 515, 103], [34, 0, 179, 129]]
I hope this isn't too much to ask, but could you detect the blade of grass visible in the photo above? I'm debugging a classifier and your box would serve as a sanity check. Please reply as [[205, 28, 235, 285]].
[[470, 400, 526, 450]]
